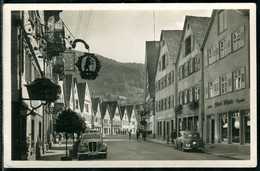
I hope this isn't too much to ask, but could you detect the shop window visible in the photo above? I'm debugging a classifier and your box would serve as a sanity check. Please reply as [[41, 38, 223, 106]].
[[218, 10, 227, 34], [232, 26, 245, 51], [231, 112, 240, 143], [244, 111, 250, 143], [220, 114, 228, 142], [233, 67, 245, 90], [221, 75, 227, 94], [185, 36, 192, 55]]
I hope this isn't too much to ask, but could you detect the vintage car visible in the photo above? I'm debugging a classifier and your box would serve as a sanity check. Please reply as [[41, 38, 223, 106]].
[[77, 132, 107, 160], [173, 130, 204, 152]]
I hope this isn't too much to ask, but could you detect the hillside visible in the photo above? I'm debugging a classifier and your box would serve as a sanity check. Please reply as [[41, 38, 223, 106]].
[[80, 53, 145, 104]]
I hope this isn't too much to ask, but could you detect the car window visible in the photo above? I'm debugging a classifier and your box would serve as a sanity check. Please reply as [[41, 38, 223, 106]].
[[82, 134, 101, 139], [183, 132, 200, 138]]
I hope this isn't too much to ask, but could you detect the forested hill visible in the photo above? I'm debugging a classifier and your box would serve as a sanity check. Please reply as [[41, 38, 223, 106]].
[[80, 52, 145, 104]]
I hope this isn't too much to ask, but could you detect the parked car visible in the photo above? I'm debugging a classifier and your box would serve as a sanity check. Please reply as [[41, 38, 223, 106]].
[[173, 130, 204, 152], [77, 132, 107, 160]]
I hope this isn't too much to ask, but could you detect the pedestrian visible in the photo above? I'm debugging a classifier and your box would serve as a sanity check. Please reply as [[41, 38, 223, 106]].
[[142, 131, 146, 141], [128, 130, 132, 140], [171, 129, 177, 146], [58, 133, 62, 146], [136, 129, 140, 140]]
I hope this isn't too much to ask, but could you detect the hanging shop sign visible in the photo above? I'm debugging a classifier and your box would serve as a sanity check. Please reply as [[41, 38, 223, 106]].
[[25, 78, 61, 103], [71, 39, 101, 80]]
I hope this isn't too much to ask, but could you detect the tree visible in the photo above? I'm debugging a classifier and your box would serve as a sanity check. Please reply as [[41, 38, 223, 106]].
[[55, 109, 86, 159]]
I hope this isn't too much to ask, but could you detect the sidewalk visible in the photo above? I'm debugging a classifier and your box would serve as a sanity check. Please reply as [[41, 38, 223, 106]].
[[38, 142, 75, 161], [146, 137, 250, 160]]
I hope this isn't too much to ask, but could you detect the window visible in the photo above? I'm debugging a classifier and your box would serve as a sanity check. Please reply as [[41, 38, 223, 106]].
[[168, 96, 171, 109], [221, 76, 227, 94], [168, 73, 171, 85], [208, 46, 214, 64], [189, 87, 193, 102], [194, 85, 200, 100], [185, 36, 191, 55], [31, 119, 35, 148], [219, 35, 231, 58], [162, 55, 166, 70], [179, 66, 183, 80], [233, 26, 245, 51], [165, 98, 169, 110], [218, 10, 227, 33], [171, 95, 174, 108], [179, 92, 183, 105], [76, 100, 79, 109], [184, 62, 189, 77], [164, 76, 167, 88], [209, 82, 214, 98], [184, 89, 188, 104], [220, 114, 228, 142], [171, 71, 174, 83], [233, 67, 245, 90], [188, 58, 194, 74], [85, 103, 89, 112], [194, 55, 200, 71]]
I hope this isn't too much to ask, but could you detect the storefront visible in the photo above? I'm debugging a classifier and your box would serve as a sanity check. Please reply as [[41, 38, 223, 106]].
[[177, 115, 198, 132]]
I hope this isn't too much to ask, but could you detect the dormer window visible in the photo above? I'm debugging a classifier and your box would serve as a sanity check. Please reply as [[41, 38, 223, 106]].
[[185, 36, 192, 55]]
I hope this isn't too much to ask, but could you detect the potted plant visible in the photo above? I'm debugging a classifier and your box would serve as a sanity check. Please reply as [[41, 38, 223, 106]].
[[188, 100, 199, 110]]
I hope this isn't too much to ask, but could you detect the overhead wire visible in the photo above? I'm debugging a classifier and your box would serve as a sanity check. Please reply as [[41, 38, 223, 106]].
[[75, 11, 83, 38], [83, 10, 93, 41]]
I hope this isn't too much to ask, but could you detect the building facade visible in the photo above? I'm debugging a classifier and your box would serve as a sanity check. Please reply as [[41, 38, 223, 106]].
[[144, 41, 160, 138], [176, 16, 210, 136], [202, 10, 250, 145], [11, 10, 65, 160], [155, 30, 182, 140]]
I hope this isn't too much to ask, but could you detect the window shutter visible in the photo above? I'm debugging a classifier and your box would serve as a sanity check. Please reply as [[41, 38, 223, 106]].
[[204, 50, 208, 67], [239, 26, 245, 48], [205, 83, 208, 99], [214, 78, 220, 96], [227, 72, 233, 92], [241, 67, 246, 88], [215, 44, 219, 60], [191, 34, 194, 51], [226, 34, 232, 55]]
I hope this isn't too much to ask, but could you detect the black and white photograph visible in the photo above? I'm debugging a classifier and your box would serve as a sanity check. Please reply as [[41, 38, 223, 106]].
[[3, 3, 257, 168]]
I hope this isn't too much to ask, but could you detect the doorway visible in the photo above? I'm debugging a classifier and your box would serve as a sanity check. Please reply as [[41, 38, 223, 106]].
[[211, 119, 215, 144]]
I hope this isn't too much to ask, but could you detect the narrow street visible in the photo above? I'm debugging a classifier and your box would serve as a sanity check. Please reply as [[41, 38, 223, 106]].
[[103, 135, 233, 160], [39, 134, 234, 160]]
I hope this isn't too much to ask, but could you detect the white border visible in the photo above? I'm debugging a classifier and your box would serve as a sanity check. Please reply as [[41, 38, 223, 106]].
[[3, 3, 257, 168]]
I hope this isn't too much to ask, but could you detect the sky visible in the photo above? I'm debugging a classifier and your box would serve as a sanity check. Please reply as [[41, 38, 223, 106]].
[[60, 9, 212, 64]]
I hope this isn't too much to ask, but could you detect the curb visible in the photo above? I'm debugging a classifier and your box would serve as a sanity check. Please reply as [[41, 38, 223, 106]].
[[147, 138, 247, 160]]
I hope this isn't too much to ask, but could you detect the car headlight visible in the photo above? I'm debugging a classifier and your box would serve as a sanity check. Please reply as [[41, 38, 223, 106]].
[[192, 141, 197, 145], [186, 143, 190, 147], [100, 143, 107, 151], [78, 144, 87, 152]]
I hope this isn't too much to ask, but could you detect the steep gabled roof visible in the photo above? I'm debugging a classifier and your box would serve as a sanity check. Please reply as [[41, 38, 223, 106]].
[[119, 105, 126, 120], [77, 82, 86, 113], [63, 74, 73, 107], [100, 101, 108, 119], [107, 101, 118, 119], [177, 15, 211, 63], [91, 97, 100, 116], [160, 30, 182, 63], [186, 16, 211, 47], [145, 41, 160, 98], [126, 105, 134, 121]]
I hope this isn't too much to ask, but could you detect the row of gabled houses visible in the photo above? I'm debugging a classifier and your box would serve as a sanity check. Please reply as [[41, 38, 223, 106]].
[[144, 9, 250, 146], [92, 99, 142, 135]]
